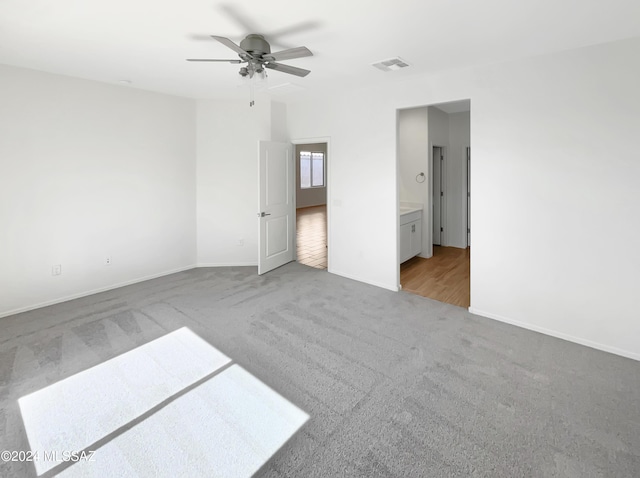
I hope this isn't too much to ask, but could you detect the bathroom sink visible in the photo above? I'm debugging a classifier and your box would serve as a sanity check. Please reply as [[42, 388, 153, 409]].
[[400, 206, 422, 215]]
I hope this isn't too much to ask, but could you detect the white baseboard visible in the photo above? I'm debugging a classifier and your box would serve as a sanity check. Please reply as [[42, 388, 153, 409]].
[[330, 269, 399, 292], [197, 262, 258, 267], [1, 263, 267, 319], [468, 307, 640, 362], [0, 264, 198, 319]]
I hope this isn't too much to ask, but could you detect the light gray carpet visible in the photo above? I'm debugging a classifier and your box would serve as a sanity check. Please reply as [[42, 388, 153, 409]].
[[1, 263, 639, 477]]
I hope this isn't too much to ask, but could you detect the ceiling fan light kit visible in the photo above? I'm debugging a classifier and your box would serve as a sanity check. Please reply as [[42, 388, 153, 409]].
[[187, 33, 313, 107]]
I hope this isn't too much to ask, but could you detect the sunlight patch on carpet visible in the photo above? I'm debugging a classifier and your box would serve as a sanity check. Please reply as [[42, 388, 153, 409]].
[[18, 327, 308, 477]]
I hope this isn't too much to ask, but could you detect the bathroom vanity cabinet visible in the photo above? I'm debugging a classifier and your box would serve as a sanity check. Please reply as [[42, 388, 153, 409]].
[[400, 209, 422, 263]]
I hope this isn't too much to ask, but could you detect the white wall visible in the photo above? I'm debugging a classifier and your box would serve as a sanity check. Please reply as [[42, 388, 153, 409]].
[[295, 143, 327, 208], [398, 108, 428, 204], [288, 36, 640, 360], [0, 65, 197, 317], [428, 106, 450, 148], [271, 101, 288, 142], [288, 88, 398, 290], [196, 97, 271, 266], [465, 39, 640, 360], [397, 107, 430, 257]]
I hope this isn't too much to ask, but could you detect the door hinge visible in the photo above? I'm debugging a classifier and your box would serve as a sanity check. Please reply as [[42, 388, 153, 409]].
[[440, 156, 444, 161], [467, 228, 470, 233], [440, 227, 444, 232], [440, 191, 444, 197]]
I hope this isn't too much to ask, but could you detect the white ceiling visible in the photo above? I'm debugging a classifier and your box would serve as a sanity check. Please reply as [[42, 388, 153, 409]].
[[1, 0, 639, 100]]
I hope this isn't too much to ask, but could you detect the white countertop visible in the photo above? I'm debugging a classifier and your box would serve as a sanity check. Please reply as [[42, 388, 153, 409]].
[[400, 202, 423, 216]]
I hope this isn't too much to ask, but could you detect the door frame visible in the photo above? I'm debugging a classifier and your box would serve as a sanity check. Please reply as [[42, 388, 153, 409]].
[[291, 136, 331, 272], [466, 146, 471, 248], [432, 145, 445, 247]]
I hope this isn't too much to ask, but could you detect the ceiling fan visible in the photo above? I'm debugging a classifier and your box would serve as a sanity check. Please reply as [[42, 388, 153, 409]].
[[187, 34, 313, 79]]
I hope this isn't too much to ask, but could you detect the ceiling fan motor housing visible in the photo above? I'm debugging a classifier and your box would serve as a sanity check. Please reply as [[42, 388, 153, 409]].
[[239, 34, 271, 57]]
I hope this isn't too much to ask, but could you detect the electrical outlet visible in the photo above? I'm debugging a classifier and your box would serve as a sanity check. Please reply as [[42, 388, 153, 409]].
[[105, 256, 112, 266], [52, 264, 62, 276], [237, 238, 244, 247]]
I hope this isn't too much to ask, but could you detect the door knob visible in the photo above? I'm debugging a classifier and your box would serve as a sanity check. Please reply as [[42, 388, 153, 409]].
[[257, 212, 271, 217]]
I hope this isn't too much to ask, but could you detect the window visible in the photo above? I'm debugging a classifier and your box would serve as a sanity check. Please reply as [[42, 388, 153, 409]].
[[300, 151, 325, 188]]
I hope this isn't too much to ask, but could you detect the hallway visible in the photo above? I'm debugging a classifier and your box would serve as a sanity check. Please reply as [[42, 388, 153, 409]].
[[400, 246, 470, 307], [296, 205, 327, 270]]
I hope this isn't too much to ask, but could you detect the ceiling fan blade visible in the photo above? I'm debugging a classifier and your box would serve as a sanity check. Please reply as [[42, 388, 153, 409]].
[[219, 4, 260, 34], [265, 46, 313, 62], [267, 21, 321, 40], [265, 62, 310, 77], [210, 35, 251, 57], [186, 58, 243, 63]]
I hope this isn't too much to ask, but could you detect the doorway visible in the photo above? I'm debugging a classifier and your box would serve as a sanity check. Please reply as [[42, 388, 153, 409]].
[[294, 141, 328, 270], [397, 101, 471, 307]]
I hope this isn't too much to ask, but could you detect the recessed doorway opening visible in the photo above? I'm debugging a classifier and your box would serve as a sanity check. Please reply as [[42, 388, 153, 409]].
[[294, 142, 328, 270], [397, 100, 470, 307]]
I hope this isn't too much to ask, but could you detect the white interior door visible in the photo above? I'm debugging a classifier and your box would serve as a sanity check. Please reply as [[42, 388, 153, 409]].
[[258, 141, 295, 274]]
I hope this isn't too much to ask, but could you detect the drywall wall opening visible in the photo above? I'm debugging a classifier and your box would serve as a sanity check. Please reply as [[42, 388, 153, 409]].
[[397, 100, 471, 308], [292, 139, 330, 271]]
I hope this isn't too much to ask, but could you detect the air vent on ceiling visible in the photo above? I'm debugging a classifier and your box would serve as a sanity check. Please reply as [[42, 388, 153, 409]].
[[371, 57, 410, 72]]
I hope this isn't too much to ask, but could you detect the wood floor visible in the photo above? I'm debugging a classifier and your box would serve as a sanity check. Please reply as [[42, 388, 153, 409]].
[[296, 205, 327, 270], [400, 246, 470, 308]]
